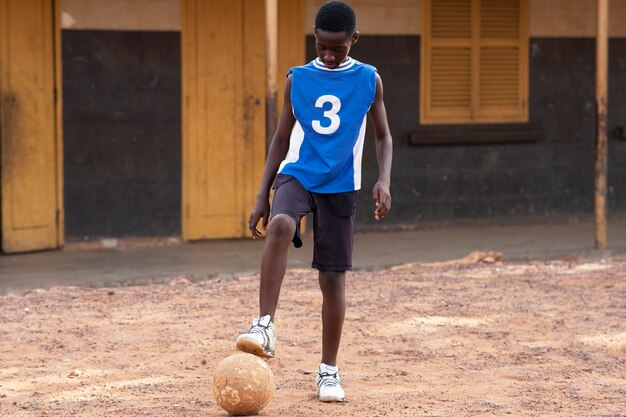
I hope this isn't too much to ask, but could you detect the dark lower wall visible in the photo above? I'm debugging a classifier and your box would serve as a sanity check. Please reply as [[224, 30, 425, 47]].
[[62, 30, 181, 239], [307, 35, 626, 227], [61, 32, 626, 238], [608, 39, 626, 211]]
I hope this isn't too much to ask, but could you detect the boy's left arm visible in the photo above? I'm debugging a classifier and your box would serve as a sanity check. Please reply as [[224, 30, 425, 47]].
[[369, 73, 393, 221]]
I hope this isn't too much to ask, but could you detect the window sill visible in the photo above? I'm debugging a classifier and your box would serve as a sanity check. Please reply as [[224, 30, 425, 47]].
[[407, 124, 543, 146]]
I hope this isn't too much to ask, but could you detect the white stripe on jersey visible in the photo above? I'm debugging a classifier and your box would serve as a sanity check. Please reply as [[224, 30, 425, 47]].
[[352, 115, 367, 191], [313, 57, 356, 72], [278, 120, 305, 173]]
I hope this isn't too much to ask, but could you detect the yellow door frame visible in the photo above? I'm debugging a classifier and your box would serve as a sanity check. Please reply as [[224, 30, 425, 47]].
[[0, 0, 63, 253]]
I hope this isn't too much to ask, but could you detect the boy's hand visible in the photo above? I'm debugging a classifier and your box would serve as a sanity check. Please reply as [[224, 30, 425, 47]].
[[372, 181, 391, 221], [249, 197, 270, 239]]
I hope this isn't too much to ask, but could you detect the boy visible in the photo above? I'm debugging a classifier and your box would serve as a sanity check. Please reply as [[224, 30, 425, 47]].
[[236, 0, 392, 403]]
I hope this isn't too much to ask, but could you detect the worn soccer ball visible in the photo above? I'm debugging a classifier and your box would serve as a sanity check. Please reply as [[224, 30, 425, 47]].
[[213, 353, 275, 415]]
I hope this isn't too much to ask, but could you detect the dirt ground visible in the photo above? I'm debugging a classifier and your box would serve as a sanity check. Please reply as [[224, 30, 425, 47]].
[[1, 253, 625, 417]]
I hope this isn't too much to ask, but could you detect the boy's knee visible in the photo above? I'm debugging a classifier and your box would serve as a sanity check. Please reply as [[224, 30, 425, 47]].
[[319, 270, 346, 296], [268, 214, 296, 242]]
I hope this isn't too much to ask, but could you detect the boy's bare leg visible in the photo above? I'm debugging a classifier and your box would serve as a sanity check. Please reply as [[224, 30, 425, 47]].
[[318, 270, 346, 366], [259, 214, 296, 320]]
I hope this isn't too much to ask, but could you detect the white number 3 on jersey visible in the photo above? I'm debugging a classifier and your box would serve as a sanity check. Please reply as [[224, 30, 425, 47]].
[[312, 94, 341, 135]]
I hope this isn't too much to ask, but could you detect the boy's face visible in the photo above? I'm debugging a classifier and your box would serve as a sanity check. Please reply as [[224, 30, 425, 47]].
[[314, 28, 359, 69]]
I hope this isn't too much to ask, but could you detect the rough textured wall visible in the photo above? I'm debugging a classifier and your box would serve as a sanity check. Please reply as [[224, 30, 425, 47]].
[[62, 31, 181, 239], [307, 35, 626, 227], [608, 39, 626, 211], [61, 31, 626, 238]]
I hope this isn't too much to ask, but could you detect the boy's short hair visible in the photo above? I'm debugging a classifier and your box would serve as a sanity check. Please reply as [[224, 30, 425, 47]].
[[315, 1, 356, 35]]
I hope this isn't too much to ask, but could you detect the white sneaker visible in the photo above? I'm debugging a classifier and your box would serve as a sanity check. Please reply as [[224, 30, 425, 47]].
[[316, 363, 345, 402], [236, 315, 276, 358]]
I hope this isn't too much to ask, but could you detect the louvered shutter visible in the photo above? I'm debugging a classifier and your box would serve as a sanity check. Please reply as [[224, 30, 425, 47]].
[[421, 0, 528, 124], [476, 0, 528, 121], [422, 0, 473, 123]]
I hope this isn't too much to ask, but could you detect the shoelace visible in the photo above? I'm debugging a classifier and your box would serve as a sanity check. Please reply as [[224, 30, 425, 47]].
[[317, 371, 340, 388], [249, 321, 272, 347]]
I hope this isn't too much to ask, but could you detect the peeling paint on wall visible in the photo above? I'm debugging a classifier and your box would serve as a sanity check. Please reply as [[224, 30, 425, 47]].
[[61, 0, 180, 31], [61, 0, 626, 37]]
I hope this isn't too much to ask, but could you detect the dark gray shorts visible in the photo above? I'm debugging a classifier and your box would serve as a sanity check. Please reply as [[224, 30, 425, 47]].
[[271, 174, 356, 271]]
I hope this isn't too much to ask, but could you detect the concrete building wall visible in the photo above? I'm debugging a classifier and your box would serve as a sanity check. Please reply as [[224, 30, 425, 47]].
[[61, 0, 626, 37], [61, 1, 181, 239], [328, 36, 626, 227], [58, 0, 626, 238], [305, 0, 626, 37], [302, 0, 626, 227]]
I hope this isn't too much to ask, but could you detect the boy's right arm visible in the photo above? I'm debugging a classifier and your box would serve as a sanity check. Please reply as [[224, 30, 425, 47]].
[[249, 75, 296, 238]]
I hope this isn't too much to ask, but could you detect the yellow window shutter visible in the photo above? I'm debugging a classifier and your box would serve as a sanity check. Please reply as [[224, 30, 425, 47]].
[[421, 0, 528, 124], [476, 0, 528, 121], [430, 47, 471, 110], [421, 0, 473, 123], [431, 0, 471, 38]]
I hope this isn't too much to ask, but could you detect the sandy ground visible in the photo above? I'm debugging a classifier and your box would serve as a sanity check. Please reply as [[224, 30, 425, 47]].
[[1, 253, 625, 417]]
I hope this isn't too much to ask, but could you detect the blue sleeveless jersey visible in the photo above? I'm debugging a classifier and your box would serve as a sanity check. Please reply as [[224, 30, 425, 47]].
[[277, 57, 377, 193]]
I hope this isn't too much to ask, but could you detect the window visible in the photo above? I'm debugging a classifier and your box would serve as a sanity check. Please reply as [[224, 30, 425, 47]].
[[420, 0, 528, 124]]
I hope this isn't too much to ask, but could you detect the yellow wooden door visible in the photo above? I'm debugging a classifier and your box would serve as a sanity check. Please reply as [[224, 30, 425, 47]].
[[181, 0, 266, 240], [0, 0, 63, 253]]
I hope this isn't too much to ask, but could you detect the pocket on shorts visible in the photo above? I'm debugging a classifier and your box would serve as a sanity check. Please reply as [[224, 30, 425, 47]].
[[326, 192, 356, 217]]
